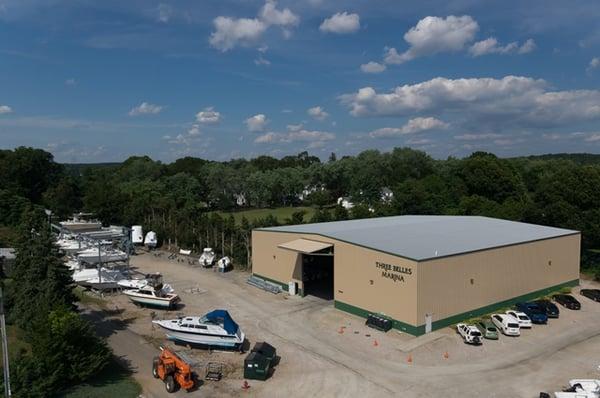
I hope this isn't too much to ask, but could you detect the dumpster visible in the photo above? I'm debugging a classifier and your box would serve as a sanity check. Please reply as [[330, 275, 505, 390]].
[[251, 342, 277, 366], [365, 313, 393, 332], [244, 352, 271, 381]]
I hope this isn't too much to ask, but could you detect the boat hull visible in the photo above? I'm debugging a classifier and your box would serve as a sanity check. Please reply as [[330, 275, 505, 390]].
[[124, 292, 178, 309], [158, 327, 244, 348]]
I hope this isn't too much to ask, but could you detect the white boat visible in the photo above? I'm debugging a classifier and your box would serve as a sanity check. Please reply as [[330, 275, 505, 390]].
[[217, 256, 232, 272], [152, 310, 245, 348], [144, 231, 157, 248], [123, 274, 179, 309], [199, 248, 215, 267], [117, 278, 149, 290], [73, 267, 125, 290], [59, 213, 102, 233], [76, 247, 128, 264], [554, 379, 600, 397], [56, 235, 90, 253]]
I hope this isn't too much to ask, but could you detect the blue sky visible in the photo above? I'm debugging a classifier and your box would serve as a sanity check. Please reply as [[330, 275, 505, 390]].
[[0, 0, 599, 163]]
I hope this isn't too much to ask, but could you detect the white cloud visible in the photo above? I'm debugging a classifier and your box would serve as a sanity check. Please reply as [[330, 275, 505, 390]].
[[339, 76, 600, 129], [585, 134, 600, 142], [65, 78, 76, 86], [259, 0, 299, 28], [369, 117, 448, 138], [246, 113, 269, 131], [588, 57, 600, 72], [129, 102, 163, 116], [360, 61, 386, 73], [254, 129, 335, 146], [163, 123, 205, 146], [286, 123, 303, 131], [254, 55, 271, 66], [209, 17, 267, 52], [0, 105, 13, 114], [518, 38, 536, 54], [157, 3, 173, 23], [195, 107, 221, 124], [469, 37, 535, 56], [307, 106, 329, 121], [319, 12, 360, 34], [209, 1, 299, 52], [454, 133, 502, 141], [385, 15, 479, 64]]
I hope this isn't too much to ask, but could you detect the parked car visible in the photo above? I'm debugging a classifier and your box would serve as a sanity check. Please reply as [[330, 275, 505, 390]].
[[580, 289, 600, 303], [476, 319, 499, 340], [456, 323, 483, 345], [553, 294, 581, 310], [534, 299, 560, 318], [505, 310, 532, 328], [491, 314, 520, 336], [515, 302, 548, 324]]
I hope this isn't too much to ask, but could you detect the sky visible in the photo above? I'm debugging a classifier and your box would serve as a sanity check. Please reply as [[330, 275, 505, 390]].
[[0, 0, 599, 163]]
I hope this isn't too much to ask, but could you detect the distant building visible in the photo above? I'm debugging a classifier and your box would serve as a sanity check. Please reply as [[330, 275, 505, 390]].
[[380, 187, 394, 204], [337, 197, 354, 210], [0, 247, 16, 275], [234, 193, 247, 207]]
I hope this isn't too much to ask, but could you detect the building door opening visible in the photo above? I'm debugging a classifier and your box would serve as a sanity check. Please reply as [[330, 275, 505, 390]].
[[302, 253, 334, 300]]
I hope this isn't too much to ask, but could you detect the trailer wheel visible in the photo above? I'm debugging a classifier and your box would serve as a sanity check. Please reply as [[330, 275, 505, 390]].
[[152, 357, 160, 379], [165, 375, 178, 393]]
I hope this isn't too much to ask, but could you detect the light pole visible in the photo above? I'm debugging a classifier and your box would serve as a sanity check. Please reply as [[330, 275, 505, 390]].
[[44, 209, 52, 233]]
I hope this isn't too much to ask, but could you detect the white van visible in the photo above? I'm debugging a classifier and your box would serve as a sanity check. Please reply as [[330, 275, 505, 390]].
[[491, 314, 520, 336]]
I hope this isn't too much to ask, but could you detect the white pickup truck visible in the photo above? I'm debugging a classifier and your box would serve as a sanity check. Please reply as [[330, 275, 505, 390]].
[[456, 323, 483, 345]]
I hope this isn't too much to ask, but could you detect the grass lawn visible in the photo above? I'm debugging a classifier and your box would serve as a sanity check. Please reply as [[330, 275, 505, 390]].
[[217, 206, 318, 224], [58, 358, 141, 398]]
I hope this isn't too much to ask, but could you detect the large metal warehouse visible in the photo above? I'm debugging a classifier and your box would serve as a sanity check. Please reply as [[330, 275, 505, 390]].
[[252, 215, 581, 336]]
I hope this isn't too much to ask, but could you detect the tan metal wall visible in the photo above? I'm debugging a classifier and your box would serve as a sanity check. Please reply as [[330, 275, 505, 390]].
[[252, 230, 419, 325], [417, 234, 581, 327]]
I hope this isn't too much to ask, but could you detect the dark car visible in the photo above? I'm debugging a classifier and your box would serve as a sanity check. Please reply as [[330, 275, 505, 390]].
[[534, 299, 560, 318], [580, 289, 600, 303], [515, 302, 548, 324], [552, 294, 581, 310]]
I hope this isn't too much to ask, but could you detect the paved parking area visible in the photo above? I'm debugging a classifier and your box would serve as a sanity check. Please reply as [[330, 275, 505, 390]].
[[95, 252, 600, 397]]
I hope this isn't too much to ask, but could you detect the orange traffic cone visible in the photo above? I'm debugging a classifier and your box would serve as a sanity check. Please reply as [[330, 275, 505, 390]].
[[373, 339, 379, 347], [242, 380, 250, 390], [443, 351, 449, 360], [407, 354, 413, 364]]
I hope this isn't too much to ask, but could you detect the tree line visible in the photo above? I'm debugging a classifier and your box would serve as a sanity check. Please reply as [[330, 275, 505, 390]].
[[1, 147, 600, 272]]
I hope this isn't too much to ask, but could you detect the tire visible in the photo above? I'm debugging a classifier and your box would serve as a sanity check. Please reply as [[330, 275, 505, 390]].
[[152, 357, 160, 379], [165, 375, 178, 393]]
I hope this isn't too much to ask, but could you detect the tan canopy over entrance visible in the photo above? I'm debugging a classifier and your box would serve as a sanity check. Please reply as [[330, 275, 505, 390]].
[[278, 238, 333, 254]]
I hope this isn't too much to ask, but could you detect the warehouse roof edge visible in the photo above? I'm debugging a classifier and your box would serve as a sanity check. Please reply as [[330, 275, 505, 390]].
[[255, 216, 580, 262]]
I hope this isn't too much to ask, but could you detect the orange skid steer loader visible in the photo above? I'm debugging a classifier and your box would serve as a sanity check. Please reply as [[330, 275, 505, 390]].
[[152, 347, 196, 393]]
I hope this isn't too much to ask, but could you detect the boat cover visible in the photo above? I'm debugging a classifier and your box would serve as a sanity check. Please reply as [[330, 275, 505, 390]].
[[205, 310, 239, 335]]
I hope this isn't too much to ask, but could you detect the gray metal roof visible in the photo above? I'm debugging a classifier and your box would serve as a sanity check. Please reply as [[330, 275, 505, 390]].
[[257, 216, 579, 261]]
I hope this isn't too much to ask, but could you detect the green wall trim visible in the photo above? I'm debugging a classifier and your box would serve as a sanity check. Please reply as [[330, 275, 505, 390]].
[[334, 300, 420, 335], [252, 273, 303, 296], [420, 278, 580, 334], [334, 278, 579, 336]]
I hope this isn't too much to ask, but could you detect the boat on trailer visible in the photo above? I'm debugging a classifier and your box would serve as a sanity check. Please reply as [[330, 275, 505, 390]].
[[152, 310, 245, 349], [123, 274, 179, 309]]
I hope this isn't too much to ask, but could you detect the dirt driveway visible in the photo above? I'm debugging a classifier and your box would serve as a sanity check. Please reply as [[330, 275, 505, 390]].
[[87, 252, 600, 398]]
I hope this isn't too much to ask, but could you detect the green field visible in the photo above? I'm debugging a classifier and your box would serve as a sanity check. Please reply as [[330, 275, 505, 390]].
[[59, 359, 141, 398], [217, 206, 318, 224]]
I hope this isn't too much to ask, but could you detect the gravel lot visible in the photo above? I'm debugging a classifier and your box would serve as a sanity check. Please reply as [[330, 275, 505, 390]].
[[88, 252, 600, 398]]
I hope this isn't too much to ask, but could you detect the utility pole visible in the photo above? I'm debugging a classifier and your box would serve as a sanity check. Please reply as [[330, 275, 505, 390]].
[[0, 287, 12, 397]]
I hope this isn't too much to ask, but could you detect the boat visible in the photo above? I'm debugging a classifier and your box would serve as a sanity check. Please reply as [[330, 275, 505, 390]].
[[73, 267, 125, 290], [199, 248, 216, 267], [144, 231, 157, 249], [152, 310, 245, 349], [59, 212, 102, 233], [123, 274, 179, 309], [76, 247, 128, 264], [117, 278, 149, 290], [553, 379, 600, 397], [56, 235, 90, 254], [216, 256, 232, 272]]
